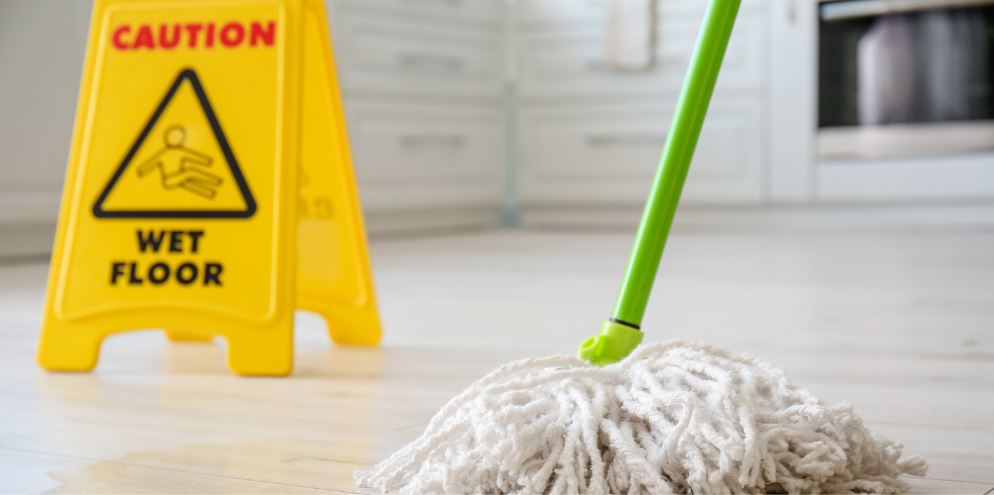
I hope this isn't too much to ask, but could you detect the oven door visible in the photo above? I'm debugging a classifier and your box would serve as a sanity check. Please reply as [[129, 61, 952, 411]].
[[817, 0, 994, 160]]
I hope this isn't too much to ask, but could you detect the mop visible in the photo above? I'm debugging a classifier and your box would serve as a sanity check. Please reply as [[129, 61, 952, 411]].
[[356, 1, 927, 492]]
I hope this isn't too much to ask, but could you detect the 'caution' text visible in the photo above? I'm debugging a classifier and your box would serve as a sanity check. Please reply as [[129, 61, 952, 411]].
[[112, 21, 277, 50]]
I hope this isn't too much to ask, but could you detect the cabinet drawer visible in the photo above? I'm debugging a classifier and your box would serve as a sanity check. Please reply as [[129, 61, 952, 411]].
[[330, 15, 503, 99], [346, 103, 505, 209], [517, 13, 766, 98], [517, 0, 765, 25], [517, 0, 605, 23], [331, 0, 502, 24], [519, 98, 766, 204]]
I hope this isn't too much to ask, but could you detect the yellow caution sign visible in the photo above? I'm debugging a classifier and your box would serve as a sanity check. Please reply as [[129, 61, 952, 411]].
[[38, 0, 381, 376]]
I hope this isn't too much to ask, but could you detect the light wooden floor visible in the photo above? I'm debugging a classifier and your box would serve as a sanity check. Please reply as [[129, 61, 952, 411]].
[[1, 230, 992, 494]]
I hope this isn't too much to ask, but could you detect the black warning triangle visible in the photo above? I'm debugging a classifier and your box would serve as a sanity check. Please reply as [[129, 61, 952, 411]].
[[92, 68, 256, 219]]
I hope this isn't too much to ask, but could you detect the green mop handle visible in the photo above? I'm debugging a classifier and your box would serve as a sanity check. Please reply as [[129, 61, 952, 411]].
[[579, 0, 741, 366]]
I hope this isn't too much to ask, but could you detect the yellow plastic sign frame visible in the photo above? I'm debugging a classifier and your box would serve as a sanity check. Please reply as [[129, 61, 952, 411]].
[[38, 0, 381, 376]]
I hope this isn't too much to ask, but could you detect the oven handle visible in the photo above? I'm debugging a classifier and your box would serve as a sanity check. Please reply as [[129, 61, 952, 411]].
[[820, 0, 994, 22]]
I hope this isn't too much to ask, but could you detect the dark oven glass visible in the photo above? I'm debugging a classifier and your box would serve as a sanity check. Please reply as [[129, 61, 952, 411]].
[[819, 2, 994, 128]]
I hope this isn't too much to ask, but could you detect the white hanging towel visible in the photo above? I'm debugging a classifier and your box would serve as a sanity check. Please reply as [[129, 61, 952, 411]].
[[603, 0, 657, 71], [858, 15, 916, 125]]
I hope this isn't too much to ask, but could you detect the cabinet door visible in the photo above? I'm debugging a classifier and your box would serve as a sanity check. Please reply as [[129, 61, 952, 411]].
[[520, 98, 766, 205], [330, 13, 503, 99], [0, 0, 89, 225], [517, 0, 766, 25], [516, 12, 766, 99], [346, 103, 505, 209], [331, 0, 502, 24]]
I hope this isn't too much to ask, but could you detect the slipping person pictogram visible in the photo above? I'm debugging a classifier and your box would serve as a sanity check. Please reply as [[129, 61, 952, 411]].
[[92, 69, 256, 219], [137, 125, 222, 199]]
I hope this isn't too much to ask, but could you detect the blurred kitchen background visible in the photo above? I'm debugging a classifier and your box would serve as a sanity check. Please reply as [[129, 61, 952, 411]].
[[2, 0, 993, 258]]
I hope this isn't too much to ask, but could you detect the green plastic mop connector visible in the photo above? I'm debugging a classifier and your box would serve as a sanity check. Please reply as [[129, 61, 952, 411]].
[[578, 320, 644, 367]]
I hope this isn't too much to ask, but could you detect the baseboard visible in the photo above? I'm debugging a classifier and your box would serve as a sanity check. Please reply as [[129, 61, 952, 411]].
[[0, 204, 502, 261], [521, 202, 994, 233], [7, 202, 987, 262], [365, 206, 502, 237]]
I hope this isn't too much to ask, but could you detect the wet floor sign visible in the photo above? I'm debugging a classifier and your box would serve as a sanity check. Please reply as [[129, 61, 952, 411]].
[[38, 0, 381, 376]]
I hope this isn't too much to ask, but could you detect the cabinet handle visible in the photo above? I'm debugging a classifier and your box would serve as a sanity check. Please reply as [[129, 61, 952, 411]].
[[400, 134, 466, 148], [585, 133, 666, 147], [585, 58, 609, 72], [397, 52, 465, 73], [585, 56, 682, 73]]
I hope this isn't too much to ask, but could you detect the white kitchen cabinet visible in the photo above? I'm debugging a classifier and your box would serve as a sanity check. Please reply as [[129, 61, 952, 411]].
[[0, 0, 508, 253], [0, 0, 770, 247], [8, 0, 984, 252], [0, 1, 89, 226], [514, 0, 770, 225], [327, 0, 507, 231], [0, 1, 90, 256], [347, 102, 505, 210], [329, 10, 503, 100], [519, 98, 765, 206], [333, 0, 502, 24], [517, 0, 765, 25]]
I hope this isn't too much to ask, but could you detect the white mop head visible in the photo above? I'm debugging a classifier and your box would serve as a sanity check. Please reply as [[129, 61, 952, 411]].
[[356, 341, 926, 494]]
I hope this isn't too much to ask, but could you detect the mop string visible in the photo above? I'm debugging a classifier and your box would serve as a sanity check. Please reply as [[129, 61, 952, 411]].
[[358, 341, 926, 494]]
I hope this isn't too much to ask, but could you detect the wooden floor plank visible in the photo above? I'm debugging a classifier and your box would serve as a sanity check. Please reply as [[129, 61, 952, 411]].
[[2, 231, 992, 492]]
